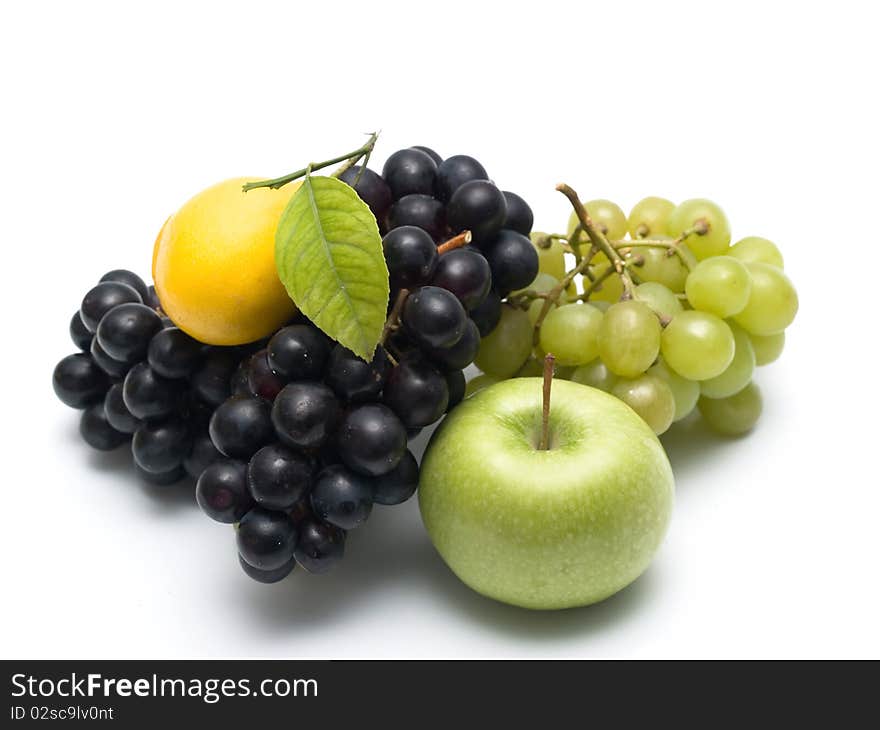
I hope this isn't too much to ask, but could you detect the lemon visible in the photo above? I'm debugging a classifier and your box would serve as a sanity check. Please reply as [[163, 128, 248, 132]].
[[152, 177, 299, 345]]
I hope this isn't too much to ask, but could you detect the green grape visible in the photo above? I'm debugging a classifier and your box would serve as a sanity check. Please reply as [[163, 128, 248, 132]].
[[666, 198, 731, 260], [612, 374, 676, 435], [661, 310, 735, 380], [699, 323, 755, 399], [634, 281, 683, 320], [627, 196, 675, 239], [698, 381, 762, 436], [685, 256, 752, 318], [729, 236, 784, 269], [466, 373, 498, 398], [571, 359, 618, 392], [555, 365, 576, 380], [568, 199, 628, 241], [625, 242, 691, 292], [597, 300, 662, 377], [749, 331, 785, 366], [514, 357, 543, 378], [585, 265, 625, 303], [530, 233, 566, 280], [519, 272, 561, 326], [590, 300, 611, 312], [474, 305, 533, 379], [648, 358, 700, 422], [538, 303, 604, 366], [732, 262, 798, 335]]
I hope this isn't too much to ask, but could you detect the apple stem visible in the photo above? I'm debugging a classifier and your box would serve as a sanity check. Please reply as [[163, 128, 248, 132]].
[[539, 353, 556, 451]]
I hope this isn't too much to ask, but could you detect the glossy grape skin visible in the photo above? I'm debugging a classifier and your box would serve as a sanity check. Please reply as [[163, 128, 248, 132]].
[[196, 459, 252, 522], [661, 311, 735, 381], [147, 327, 203, 379], [388, 194, 447, 241], [698, 381, 762, 436], [70, 312, 93, 351], [474, 305, 532, 379], [482, 229, 540, 294], [597, 301, 662, 377], [648, 358, 700, 422], [435, 155, 488, 202], [237, 507, 298, 571], [79, 403, 128, 450], [338, 165, 392, 224], [430, 248, 491, 311], [425, 319, 480, 372], [383, 226, 439, 290], [52, 353, 109, 408], [625, 243, 692, 292], [324, 345, 389, 402], [336, 404, 406, 477], [401, 286, 467, 349], [634, 281, 683, 320], [310, 465, 374, 530], [446, 180, 507, 242], [749, 331, 785, 366], [135, 463, 185, 486], [732, 262, 799, 336], [382, 148, 438, 200], [686, 256, 752, 318], [468, 290, 502, 337], [411, 145, 442, 164], [666, 199, 731, 260], [80, 281, 142, 332], [122, 362, 183, 420], [239, 554, 297, 583], [267, 324, 330, 381], [103, 382, 141, 434], [627, 197, 675, 239], [90, 338, 131, 378], [539, 303, 604, 366], [445, 369, 466, 409], [271, 383, 340, 450], [132, 418, 193, 474], [383, 358, 449, 428], [465, 373, 498, 397], [191, 350, 239, 407], [99, 269, 149, 301], [571, 359, 618, 392], [293, 519, 346, 574], [96, 303, 163, 362], [184, 431, 223, 479], [728, 236, 784, 269], [144, 285, 161, 310], [501, 191, 534, 236], [209, 395, 274, 459], [371, 449, 419, 506], [612, 374, 676, 435], [245, 349, 287, 401], [568, 199, 627, 240], [247, 443, 314, 511], [699, 323, 756, 399]]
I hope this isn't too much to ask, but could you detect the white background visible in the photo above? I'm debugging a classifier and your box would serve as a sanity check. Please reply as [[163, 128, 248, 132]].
[[1, 1, 877, 659]]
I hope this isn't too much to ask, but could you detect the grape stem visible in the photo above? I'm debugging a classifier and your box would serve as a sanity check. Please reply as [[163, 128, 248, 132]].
[[615, 237, 694, 270], [437, 230, 472, 255], [241, 132, 380, 192], [380, 288, 409, 347], [530, 252, 595, 344], [539, 353, 556, 451]]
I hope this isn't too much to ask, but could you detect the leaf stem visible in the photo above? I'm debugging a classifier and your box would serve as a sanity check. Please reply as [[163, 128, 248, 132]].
[[539, 353, 556, 451]]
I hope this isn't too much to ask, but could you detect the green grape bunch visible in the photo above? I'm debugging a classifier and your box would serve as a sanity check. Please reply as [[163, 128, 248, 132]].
[[474, 185, 798, 438]]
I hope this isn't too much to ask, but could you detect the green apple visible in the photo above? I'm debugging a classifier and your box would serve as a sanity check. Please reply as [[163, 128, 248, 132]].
[[419, 378, 674, 610]]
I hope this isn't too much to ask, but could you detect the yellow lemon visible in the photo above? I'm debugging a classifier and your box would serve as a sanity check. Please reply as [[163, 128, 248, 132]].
[[152, 177, 299, 345]]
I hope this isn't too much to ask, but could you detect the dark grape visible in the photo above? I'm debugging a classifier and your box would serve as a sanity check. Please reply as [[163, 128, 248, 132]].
[[336, 404, 406, 476], [294, 519, 346, 573], [144, 285, 161, 310], [183, 431, 223, 479], [238, 554, 296, 583], [383, 359, 449, 429], [80, 281, 142, 332], [90, 338, 131, 378], [52, 353, 109, 409], [435, 155, 488, 202], [103, 382, 141, 434], [237, 507, 298, 571], [196, 459, 252, 523], [401, 286, 467, 349], [267, 325, 330, 381], [229, 361, 250, 396], [247, 443, 315, 511], [388, 194, 446, 241], [191, 349, 239, 407], [445, 370, 466, 409], [69, 312, 92, 351], [79, 403, 128, 451], [324, 345, 389, 402], [246, 349, 287, 401], [135, 463, 185, 486], [430, 248, 491, 310], [482, 229, 540, 294], [96, 303, 163, 362], [271, 383, 340, 450], [148, 327, 203, 379], [502, 191, 534, 235], [447, 180, 507, 242], [310, 465, 374, 530], [132, 418, 193, 474], [382, 148, 438, 200], [99, 269, 149, 301], [209, 395, 274, 459], [469, 289, 502, 336], [425, 319, 480, 372], [122, 362, 184, 420], [410, 145, 442, 165], [371, 450, 419, 506], [338, 165, 392, 226], [383, 225, 438, 289], [289, 494, 314, 525]]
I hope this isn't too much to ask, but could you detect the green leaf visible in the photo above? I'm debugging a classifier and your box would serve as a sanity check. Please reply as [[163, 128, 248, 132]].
[[275, 175, 389, 361]]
